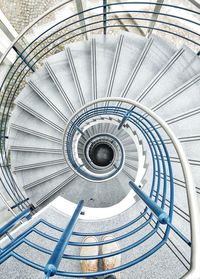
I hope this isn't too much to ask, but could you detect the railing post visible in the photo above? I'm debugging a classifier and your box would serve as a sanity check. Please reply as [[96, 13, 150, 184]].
[[0, 135, 8, 139], [118, 108, 133, 130], [75, 0, 88, 40], [12, 45, 35, 72], [146, 0, 164, 37], [75, 124, 85, 136], [44, 200, 84, 278], [10, 198, 29, 210], [188, 0, 200, 9], [0, 192, 17, 218], [103, 0, 107, 35]]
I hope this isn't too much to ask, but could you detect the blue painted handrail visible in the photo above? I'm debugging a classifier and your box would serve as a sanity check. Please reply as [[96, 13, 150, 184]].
[[118, 107, 133, 130], [66, 107, 170, 209], [129, 181, 191, 246], [65, 104, 190, 254], [129, 181, 169, 224], [0, 208, 31, 237], [44, 200, 84, 278]]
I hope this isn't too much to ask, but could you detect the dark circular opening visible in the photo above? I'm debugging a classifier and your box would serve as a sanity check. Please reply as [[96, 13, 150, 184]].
[[89, 143, 114, 167]]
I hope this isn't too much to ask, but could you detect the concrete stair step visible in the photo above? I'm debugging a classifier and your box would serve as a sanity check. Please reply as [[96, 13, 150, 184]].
[[23, 167, 71, 190], [13, 161, 68, 189], [9, 123, 62, 144], [13, 157, 65, 172], [106, 31, 147, 98], [28, 67, 71, 122], [140, 46, 200, 108], [9, 106, 62, 141], [45, 51, 81, 112], [16, 87, 65, 133], [92, 34, 119, 99], [66, 40, 92, 104], [9, 129, 61, 150], [28, 171, 76, 206], [153, 73, 200, 120], [122, 35, 176, 100]]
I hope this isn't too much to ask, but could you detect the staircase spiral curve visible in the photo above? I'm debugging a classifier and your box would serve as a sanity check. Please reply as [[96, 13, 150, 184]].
[[0, 1, 200, 279]]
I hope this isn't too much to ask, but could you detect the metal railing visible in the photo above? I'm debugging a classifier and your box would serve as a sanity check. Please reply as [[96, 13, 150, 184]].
[[0, 98, 197, 277], [0, 1, 199, 278]]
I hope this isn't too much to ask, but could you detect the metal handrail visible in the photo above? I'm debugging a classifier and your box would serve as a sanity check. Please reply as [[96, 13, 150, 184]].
[[44, 200, 84, 278], [0, 1, 199, 66], [64, 103, 173, 228], [66, 97, 199, 278], [0, 208, 31, 237], [0, 0, 73, 65], [0, 99, 176, 276]]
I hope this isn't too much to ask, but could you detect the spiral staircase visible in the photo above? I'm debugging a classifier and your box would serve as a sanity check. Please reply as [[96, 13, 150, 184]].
[[0, 1, 200, 279]]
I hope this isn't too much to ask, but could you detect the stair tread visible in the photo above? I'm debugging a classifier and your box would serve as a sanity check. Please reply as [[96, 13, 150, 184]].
[[9, 106, 62, 140], [93, 34, 119, 99], [45, 50, 81, 112], [106, 31, 148, 98], [123, 34, 176, 100], [66, 39, 92, 104], [28, 171, 75, 206], [28, 66, 71, 121], [140, 45, 200, 108], [16, 86, 65, 131]]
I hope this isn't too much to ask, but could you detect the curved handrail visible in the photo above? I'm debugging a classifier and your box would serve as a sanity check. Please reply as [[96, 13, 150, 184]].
[[0, 0, 73, 64], [0, 208, 31, 237], [64, 97, 200, 278], [0, 1, 199, 65]]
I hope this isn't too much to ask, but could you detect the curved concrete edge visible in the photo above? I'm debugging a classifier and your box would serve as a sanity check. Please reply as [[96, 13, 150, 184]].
[[51, 193, 137, 220]]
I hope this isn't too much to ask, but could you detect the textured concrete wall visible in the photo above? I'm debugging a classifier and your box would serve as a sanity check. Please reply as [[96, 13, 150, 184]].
[[0, 0, 59, 33]]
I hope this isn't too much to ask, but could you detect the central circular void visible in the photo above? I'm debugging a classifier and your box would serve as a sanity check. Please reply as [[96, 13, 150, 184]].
[[89, 143, 114, 167]]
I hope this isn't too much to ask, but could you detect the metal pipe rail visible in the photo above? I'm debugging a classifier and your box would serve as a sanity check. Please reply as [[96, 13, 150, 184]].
[[129, 181, 191, 246], [44, 200, 84, 278], [1, 116, 167, 272], [0, 97, 175, 274], [0, 102, 178, 275], [0, 208, 31, 238], [64, 103, 173, 237]]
